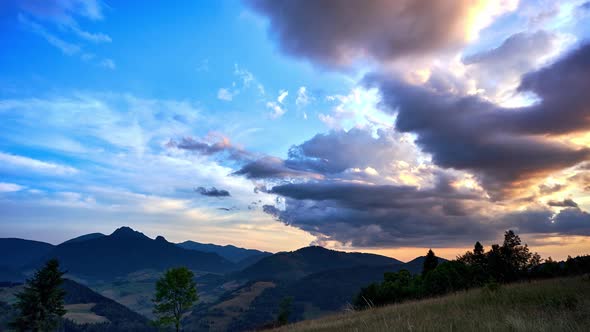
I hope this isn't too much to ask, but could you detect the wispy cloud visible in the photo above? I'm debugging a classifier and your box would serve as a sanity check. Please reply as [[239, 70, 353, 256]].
[[0, 151, 78, 175]]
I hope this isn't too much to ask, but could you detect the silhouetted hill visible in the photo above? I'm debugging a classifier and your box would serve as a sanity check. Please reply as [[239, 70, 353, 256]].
[[235, 252, 273, 270], [61, 279, 154, 331], [61, 233, 106, 245], [178, 240, 272, 263], [235, 246, 402, 281], [0, 238, 54, 270], [0, 279, 153, 331], [406, 255, 448, 267], [34, 227, 236, 280]]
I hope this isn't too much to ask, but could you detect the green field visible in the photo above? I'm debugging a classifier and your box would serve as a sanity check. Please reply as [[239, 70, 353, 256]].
[[272, 276, 590, 332]]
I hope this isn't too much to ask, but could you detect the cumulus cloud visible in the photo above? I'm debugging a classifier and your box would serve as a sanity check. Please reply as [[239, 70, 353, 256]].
[[462, 30, 565, 100], [195, 186, 231, 197], [368, 43, 590, 198], [246, 0, 516, 67], [286, 128, 420, 176]]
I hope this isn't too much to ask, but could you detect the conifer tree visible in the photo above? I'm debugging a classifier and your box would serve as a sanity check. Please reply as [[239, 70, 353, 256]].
[[422, 249, 438, 275], [12, 259, 66, 332]]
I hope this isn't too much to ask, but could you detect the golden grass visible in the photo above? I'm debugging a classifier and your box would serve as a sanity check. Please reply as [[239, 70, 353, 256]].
[[271, 276, 590, 332], [64, 303, 109, 324]]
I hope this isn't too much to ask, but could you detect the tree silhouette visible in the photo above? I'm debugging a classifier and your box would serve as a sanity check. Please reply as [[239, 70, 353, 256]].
[[422, 249, 438, 275], [153, 267, 198, 332], [12, 259, 66, 331], [277, 296, 293, 326]]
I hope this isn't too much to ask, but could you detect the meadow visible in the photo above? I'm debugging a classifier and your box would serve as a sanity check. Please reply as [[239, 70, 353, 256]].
[[271, 276, 590, 332]]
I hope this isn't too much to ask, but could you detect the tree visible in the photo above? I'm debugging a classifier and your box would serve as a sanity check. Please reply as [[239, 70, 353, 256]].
[[422, 249, 438, 275], [153, 267, 198, 332], [277, 296, 293, 326], [500, 230, 533, 281], [11, 259, 66, 331]]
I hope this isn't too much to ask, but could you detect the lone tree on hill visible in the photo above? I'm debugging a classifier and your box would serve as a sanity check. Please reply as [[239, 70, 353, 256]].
[[153, 267, 198, 332], [422, 249, 438, 275], [277, 296, 293, 326], [11, 259, 67, 331]]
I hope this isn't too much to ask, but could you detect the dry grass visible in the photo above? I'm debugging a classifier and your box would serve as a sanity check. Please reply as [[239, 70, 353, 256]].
[[64, 303, 110, 324], [271, 276, 590, 332]]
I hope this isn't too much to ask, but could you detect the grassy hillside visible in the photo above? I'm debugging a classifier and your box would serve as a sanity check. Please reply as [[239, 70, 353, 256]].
[[271, 276, 590, 332]]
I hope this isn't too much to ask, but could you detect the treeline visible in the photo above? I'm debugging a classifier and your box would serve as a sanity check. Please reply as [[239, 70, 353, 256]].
[[354, 230, 590, 309]]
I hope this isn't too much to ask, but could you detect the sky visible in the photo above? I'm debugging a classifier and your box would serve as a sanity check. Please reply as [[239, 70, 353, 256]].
[[1, 0, 589, 261]]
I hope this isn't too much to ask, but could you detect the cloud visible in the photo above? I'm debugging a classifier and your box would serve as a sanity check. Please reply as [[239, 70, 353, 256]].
[[462, 30, 566, 100], [277, 89, 288, 104], [246, 0, 516, 67], [296, 86, 309, 107], [286, 127, 419, 176], [217, 88, 234, 101], [267, 101, 286, 118], [171, 135, 253, 162], [0, 151, 78, 175], [548, 198, 579, 208], [99, 58, 116, 69], [195, 186, 231, 197], [367, 43, 590, 197], [264, 178, 590, 247], [15, 0, 112, 67], [18, 0, 105, 21], [233, 156, 321, 180], [0, 182, 26, 193], [18, 14, 81, 55]]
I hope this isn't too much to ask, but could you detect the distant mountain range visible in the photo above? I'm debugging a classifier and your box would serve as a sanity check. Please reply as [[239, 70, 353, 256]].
[[178, 240, 271, 263], [1, 226, 444, 331], [2, 227, 270, 281]]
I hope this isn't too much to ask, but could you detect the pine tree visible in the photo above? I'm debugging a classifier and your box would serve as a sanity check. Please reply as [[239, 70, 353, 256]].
[[422, 249, 438, 275], [12, 259, 66, 331]]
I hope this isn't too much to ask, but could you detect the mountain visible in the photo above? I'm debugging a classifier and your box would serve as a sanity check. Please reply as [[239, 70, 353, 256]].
[[234, 246, 402, 281], [61, 233, 106, 245], [0, 238, 54, 270], [177, 240, 272, 263], [32, 227, 236, 280]]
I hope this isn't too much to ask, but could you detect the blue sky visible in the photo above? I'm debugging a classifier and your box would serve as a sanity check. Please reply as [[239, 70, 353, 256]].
[[1, 0, 590, 261]]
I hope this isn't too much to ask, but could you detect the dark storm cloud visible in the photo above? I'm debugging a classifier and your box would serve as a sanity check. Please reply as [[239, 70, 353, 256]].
[[245, 0, 480, 66], [548, 198, 579, 208], [368, 43, 590, 197], [264, 179, 590, 247], [195, 186, 231, 197], [263, 174, 490, 247], [506, 207, 590, 236], [232, 156, 321, 180]]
